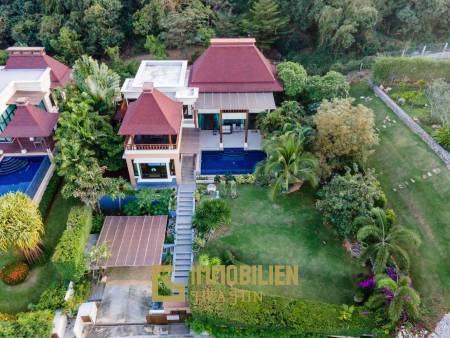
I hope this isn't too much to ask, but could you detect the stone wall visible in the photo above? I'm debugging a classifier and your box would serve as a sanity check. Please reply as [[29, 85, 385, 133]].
[[371, 83, 450, 169]]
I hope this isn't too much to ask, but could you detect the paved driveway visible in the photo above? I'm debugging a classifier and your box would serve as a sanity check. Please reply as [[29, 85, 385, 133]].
[[96, 267, 152, 324]]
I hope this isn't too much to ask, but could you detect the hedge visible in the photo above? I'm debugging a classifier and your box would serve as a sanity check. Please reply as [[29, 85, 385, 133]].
[[38, 174, 62, 219], [52, 206, 92, 281], [189, 285, 375, 336], [0, 310, 53, 338], [373, 57, 450, 84]]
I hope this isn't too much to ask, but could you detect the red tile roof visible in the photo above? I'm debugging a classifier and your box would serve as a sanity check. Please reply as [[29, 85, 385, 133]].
[[5, 47, 71, 88], [0, 104, 58, 138], [97, 216, 167, 267], [119, 87, 182, 135], [189, 38, 283, 93]]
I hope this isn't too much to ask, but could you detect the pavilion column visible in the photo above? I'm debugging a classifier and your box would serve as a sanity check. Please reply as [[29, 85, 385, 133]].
[[125, 158, 137, 187], [219, 110, 223, 149], [244, 110, 249, 149], [16, 138, 24, 151], [169, 134, 173, 149], [194, 109, 198, 128]]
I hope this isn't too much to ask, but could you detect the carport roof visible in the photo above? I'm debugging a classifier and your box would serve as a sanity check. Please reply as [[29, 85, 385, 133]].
[[97, 216, 167, 268]]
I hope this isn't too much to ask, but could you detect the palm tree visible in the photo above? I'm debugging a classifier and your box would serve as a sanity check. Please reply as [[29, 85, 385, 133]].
[[73, 55, 121, 112], [367, 274, 421, 326], [256, 133, 319, 198], [357, 208, 421, 273], [0, 192, 44, 261]]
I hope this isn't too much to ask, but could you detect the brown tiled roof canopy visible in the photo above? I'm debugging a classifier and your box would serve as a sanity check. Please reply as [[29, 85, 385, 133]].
[[97, 216, 167, 268], [5, 47, 72, 88], [189, 38, 283, 93], [119, 87, 182, 136], [0, 104, 58, 138]]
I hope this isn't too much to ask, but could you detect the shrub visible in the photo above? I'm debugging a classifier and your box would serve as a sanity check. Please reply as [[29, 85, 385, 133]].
[[316, 168, 385, 239], [0, 310, 53, 337], [193, 199, 231, 237], [373, 57, 450, 84], [434, 126, 450, 151], [306, 71, 349, 103], [38, 174, 62, 219], [124, 189, 174, 216], [35, 283, 66, 311], [189, 284, 374, 336], [277, 61, 308, 98], [52, 206, 93, 281], [0, 262, 29, 285], [91, 212, 105, 234]]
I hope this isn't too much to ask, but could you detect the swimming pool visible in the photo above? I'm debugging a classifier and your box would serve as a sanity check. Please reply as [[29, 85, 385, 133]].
[[201, 148, 266, 175], [0, 156, 50, 198]]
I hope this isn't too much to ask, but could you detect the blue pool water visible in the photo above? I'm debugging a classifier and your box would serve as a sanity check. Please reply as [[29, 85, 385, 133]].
[[201, 148, 266, 175], [0, 156, 48, 197]]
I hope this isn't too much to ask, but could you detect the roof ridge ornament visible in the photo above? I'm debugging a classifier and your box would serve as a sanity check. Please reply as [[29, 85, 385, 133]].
[[142, 82, 154, 93]]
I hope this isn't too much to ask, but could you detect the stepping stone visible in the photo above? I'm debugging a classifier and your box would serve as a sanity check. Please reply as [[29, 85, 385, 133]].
[[422, 174, 428, 179], [383, 125, 387, 128], [432, 168, 441, 174], [398, 184, 405, 189], [393, 188, 397, 192], [410, 178, 416, 183], [427, 172, 432, 177]]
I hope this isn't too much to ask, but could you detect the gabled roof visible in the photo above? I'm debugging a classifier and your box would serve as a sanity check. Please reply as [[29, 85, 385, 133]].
[[119, 85, 182, 135], [189, 38, 283, 93], [5, 47, 72, 88], [0, 104, 59, 138]]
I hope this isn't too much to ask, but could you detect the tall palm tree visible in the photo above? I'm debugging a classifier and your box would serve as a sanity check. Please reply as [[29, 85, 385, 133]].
[[367, 274, 421, 326], [256, 133, 319, 198], [357, 208, 421, 273]]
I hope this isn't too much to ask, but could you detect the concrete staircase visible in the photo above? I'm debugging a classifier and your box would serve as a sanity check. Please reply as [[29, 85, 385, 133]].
[[172, 183, 195, 286], [181, 155, 195, 183]]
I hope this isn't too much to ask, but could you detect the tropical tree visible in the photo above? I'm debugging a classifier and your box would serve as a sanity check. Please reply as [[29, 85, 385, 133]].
[[357, 208, 421, 273], [257, 133, 319, 198], [367, 274, 421, 328], [242, 0, 288, 51], [0, 192, 44, 261], [107, 177, 133, 210], [277, 61, 308, 98], [314, 98, 378, 173], [72, 55, 121, 113], [257, 101, 302, 137]]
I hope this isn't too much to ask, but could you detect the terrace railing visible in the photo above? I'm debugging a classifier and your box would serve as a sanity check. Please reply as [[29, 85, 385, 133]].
[[124, 136, 177, 151], [25, 155, 51, 199]]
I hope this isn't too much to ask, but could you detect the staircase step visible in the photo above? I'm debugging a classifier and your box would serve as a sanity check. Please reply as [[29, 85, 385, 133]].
[[174, 271, 190, 277], [174, 259, 192, 266], [174, 244, 192, 252], [176, 239, 192, 246]]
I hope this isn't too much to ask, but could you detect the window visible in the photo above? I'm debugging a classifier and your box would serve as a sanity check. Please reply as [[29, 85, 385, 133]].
[[183, 105, 192, 119], [132, 161, 139, 177], [36, 100, 47, 112], [0, 105, 17, 143], [139, 163, 168, 179], [134, 135, 169, 144], [169, 159, 176, 176]]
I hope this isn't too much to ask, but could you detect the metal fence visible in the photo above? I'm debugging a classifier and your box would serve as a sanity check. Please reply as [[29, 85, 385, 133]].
[[382, 42, 450, 59]]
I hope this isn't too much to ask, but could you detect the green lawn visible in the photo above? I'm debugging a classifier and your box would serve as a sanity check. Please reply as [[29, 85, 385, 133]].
[[351, 82, 450, 319], [0, 188, 79, 313], [204, 186, 361, 305]]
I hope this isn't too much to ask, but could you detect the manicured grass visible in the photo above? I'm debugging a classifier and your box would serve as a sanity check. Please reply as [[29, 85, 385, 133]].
[[351, 82, 450, 319], [204, 186, 362, 305], [0, 189, 79, 313]]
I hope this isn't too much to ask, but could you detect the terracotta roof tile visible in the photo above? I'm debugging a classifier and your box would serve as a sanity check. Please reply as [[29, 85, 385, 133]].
[[119, 88, 182, 135], [0, 104, 58, 138], [189, 38, 283, 93], [5, 52, 71, 88]]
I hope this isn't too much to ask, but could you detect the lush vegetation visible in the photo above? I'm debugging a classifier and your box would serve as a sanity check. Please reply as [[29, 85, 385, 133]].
[[0, 193, 44, 262], [189, 284, 375, 336], [52, 206, 93, 281], [0, 189, 79, 313], [38, 174, 63, 220], [0, 310, 53, 337], [373, 57, 450, 84], [0, 262, 30, 286], [351, 82, 450, 324], [193, 199, 231, 239], [0, 1, 448, 74]]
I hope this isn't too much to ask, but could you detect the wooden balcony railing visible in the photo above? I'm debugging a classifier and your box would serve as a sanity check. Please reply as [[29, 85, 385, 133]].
[[124, 136, 177, 151], [125, 143, 176, 150]]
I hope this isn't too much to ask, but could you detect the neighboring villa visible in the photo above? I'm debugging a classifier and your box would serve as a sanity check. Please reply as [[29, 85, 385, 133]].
[[0, 47, 71, 199], [119, 38, 282, 186]]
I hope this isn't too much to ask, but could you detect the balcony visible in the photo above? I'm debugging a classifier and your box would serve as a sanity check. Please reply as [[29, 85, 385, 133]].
[[124, 135, 177, 151]]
